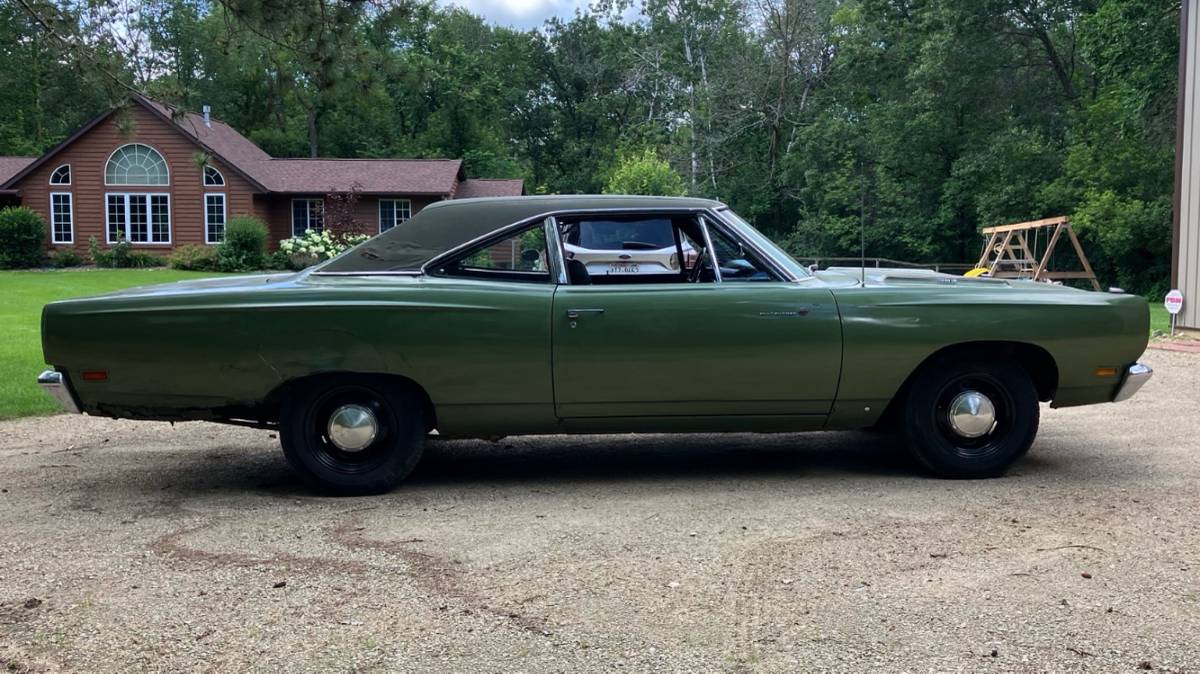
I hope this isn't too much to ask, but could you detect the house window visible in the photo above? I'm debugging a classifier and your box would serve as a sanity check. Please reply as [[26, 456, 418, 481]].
[[50, 193, 73, 244], [105, 143, 169, 185], [203, 165, 225, 186], [205, 194, 226, 244], [106, 193, 170, 244], [378, 198, 411, 233], [292, 198, 324, 236], [49, 164, 71, 185]]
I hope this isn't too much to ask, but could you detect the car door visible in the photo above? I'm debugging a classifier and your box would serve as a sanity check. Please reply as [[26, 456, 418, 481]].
[[551, 214, 842, 421]]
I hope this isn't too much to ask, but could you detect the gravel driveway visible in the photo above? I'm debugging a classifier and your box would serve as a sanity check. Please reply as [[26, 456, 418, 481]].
[[1, 349, 1197, 672]]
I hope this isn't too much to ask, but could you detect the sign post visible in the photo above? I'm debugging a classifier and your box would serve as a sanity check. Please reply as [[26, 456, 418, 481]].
[[1165, 289, 1184, 336]]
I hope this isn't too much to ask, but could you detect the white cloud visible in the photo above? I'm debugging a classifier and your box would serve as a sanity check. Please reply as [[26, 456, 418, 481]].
[[440, 0, 639, 29]]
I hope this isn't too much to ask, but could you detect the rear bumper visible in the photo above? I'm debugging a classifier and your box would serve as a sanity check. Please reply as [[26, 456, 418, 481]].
[[1112, 363, 1152, 403], [37, 370, 81, 414]]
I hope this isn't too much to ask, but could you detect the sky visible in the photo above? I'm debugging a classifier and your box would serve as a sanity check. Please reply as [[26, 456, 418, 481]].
[[438, 0, 633, 29]]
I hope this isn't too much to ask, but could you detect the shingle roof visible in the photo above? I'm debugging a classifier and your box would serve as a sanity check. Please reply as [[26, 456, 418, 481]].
[[455, 178, 525, 198], [256, 158, 464, 194], [0, 157, 36, 184], [141, 98, 272, 167]]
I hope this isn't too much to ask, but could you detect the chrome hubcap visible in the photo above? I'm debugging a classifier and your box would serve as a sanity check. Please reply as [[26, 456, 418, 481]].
[[947, 390, 996, 438], [327, 404, 378, 452]]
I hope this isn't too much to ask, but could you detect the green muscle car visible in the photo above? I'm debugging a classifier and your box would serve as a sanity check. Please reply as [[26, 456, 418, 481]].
[[38, 196, 1152, 494]]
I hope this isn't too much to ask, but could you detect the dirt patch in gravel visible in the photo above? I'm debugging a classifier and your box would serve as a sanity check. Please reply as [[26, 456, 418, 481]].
[[0, 349, 1197, 672]]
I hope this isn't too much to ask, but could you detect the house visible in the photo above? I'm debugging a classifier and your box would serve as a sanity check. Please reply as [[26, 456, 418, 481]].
[[0, 95, 523, 255]]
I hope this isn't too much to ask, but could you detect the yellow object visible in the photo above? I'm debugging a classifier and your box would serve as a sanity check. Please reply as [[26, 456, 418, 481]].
[[1094, 367, 1118, 378], [963, 267, 987, 278]]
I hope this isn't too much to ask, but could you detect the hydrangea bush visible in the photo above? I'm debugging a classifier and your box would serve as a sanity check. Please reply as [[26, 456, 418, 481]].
[[278, 228, 370, 262]]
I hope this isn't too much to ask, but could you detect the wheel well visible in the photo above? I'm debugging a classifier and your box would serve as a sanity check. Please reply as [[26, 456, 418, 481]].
[[264, 372, 438, 431], [877, 341, 1058, 427]]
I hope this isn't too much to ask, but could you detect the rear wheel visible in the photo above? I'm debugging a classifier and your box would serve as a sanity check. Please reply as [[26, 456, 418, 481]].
[[280, 377, 425, 495], [901, 358, 1039, 478]]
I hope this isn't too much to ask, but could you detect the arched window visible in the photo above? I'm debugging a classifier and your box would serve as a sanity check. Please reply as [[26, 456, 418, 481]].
[[49, 164, 71, 185], [203, 165, 225, 186], [105, 143, 169, 185]]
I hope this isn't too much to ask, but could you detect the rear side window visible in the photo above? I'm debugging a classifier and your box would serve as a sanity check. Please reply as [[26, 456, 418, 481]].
[[563, 218, 676, 250], [435, 223, 551, 283]]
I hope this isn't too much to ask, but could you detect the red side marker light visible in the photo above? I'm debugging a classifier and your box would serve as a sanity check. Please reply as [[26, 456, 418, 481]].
[[81, 370, 108, 382]]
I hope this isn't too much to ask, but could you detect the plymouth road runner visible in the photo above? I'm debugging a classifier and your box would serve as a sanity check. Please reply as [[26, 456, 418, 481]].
[[38, 196, 1152, 494]]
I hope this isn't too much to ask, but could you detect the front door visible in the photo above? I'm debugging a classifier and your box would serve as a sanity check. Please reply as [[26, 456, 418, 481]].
[[550, 213, 841, 421]]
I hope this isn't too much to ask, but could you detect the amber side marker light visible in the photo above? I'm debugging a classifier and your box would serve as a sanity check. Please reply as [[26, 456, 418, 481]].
[[1094, 367, 1118, 378], [81, 370, 108, 382]]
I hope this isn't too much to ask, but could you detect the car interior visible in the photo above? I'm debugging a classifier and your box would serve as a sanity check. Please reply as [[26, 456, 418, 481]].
[[435, 213, 777, 285]]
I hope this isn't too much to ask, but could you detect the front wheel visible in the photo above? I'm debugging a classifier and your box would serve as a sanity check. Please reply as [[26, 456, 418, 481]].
[[280, 377, 425, 495], [901, 358, 1039, 478]]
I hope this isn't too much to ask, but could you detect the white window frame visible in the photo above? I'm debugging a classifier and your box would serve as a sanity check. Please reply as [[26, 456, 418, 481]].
[[49, 164, 71, 186], [204, 193, 227, 244], [105, 192, 172, 245], [203, 165, 225, 186], [104, 143, 170, 187], [49, 192, 73, 244], [291, 198, 324, 236], [378, 198, 412, 233]]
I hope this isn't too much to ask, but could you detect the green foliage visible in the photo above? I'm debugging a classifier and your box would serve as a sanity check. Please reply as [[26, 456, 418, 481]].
[[50, 248, 83, 268], [216, 215, 268, 272], [169, 244, 218, 271], [1, 0, 1181, 293], [0, 207, 47, 269], [604, 149, 687, 196]]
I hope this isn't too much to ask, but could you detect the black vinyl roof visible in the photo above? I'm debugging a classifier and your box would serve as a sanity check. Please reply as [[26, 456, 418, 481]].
[[319, 195, 724, 273]]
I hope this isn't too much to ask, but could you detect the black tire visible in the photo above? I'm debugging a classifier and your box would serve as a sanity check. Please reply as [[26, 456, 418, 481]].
[[280, 376, 425, 495], [901, 357, 1039, 478]]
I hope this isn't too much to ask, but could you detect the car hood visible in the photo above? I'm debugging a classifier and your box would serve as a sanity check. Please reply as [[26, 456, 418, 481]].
[[816, 267, 1094, 294]]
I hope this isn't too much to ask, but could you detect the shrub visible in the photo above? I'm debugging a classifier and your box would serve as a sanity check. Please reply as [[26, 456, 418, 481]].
[[126, 251, 166, 268], [50, 248, 83, 268], [216, 215, 268, 272], [603, 149, 687, 197], [0, 207, 48, 269], [277, 228, 369, 269], [170, 244, 217, 271], [93, 236, 132, 268]]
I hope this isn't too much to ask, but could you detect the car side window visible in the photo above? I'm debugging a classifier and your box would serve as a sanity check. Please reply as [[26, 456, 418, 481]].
[[437, 223, 551, 283], [559, 215, 710, 285], [707, 223, 778, 282]]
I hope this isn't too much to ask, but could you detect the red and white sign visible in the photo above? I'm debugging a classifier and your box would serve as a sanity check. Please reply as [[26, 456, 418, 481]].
[[1165, 289, 1184, 315]]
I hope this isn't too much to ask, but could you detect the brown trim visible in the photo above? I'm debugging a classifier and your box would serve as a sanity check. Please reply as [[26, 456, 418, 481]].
[[1173, 0, 1190, 288], [131, 95, 270, 193], [0, 108, 113, 189]]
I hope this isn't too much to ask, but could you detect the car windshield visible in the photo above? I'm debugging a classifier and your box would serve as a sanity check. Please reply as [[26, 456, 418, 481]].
[[567, 218, 676, 250], [718, 209, 810, 278]]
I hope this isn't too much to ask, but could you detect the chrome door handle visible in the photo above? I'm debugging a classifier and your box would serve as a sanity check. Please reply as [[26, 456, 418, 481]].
[[566, 308, 605, 319]]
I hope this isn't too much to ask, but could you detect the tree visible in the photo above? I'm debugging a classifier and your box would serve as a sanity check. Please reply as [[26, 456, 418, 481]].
[[604, 149, 687, 196]]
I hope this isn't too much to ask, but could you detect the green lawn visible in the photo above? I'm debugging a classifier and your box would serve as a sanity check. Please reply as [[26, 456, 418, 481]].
[[1, 269, 222, 419], [1150, 303, 1170, 336]]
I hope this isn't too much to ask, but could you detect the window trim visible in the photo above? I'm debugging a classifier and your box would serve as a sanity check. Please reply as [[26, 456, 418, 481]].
[[105, 192, 172, 245], [204, 192, 227, 245], [291, 198, 324, 237], [49, 192, 73, 244], [203, 165, 226, 187], [104, 143, 170, 187], [378, 198, 412, 233], [49, 164, 71, 186]]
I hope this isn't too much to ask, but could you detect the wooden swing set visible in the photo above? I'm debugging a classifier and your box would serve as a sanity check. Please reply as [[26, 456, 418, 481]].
[[972, 216, 1100, 291]]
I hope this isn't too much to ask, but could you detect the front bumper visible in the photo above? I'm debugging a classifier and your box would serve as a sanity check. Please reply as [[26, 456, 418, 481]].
[[1112, 363, 1153, 403], [37, 370, 81, 414]]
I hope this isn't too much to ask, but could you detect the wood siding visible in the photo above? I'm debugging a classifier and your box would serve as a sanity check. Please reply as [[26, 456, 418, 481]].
[[1177, 0, 1199, 329], [14, 105, 263, 257], [262, 195, 439, 249]]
